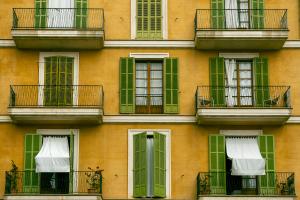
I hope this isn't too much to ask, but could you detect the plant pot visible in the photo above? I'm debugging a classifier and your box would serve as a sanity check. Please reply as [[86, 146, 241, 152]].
[[88, 188, 97, 193]]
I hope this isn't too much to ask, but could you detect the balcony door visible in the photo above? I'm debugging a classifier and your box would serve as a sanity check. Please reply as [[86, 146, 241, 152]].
[[225, 0, 250, 28], [47, 0, 74, 28], [135, 61, 163, 114], [44, 56, 74, 106], [225, 59, 253, 106]]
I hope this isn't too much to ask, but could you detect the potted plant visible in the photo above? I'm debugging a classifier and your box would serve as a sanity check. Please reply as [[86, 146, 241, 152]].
[[85, 166, 103, 193], [5, 160, 18, 194], [199, 175, 211, 195]]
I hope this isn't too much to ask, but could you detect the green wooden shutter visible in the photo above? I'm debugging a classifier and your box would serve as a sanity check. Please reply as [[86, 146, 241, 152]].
[[164, 58, 179, 113], [253, 57, 269, 107], [209, 57, 225, 107], [69, 133, 74, 193], [44, 56, 74, 106], [120, 57, 135, 113], [23, 134, 42, 193], [211, 0, 224, 29], [153, 132, 166, 197], [133, 132, 147, 197], [209, 135, 226, 194], [34, 0, 47, 28], [137, 0, 162, 39], [251, 0, 264, 29], [258, 135, 275, 195], [76, 0, 87, 28]]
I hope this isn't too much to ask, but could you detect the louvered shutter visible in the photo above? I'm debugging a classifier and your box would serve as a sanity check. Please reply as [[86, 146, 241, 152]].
[[153, 132, 166, 197], [211, 0, 224, 29], [253, 57, 269, 107], [258, 135, 276, 195], [35, 0, 47, 28], [164, 58, 179, 113], [120, 57, 135, 113], [133, 132, 147, 197], [209, 57, 225, 107], [23, 134, 42, 193], [209, 135, 226, 194], [251, 0, 264, 29], [76, 0, 87, 28]]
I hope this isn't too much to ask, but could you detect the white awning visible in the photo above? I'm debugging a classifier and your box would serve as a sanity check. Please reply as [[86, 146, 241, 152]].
[[226, 137, 265, 176], [35, 136, 70, 173]]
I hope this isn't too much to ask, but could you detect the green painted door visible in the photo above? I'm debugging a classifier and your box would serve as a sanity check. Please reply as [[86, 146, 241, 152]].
[[251, 0, 264, 29], [153, 132, 166, 197], [44, 56, 74, 106], [34, 0, 47, 28], [23, 134, 42, 193], [164, 58, 179, 113], [137, 0, 162, 39], [133, 132, 147, 197], [211, 0, 224, 29], [258, 135, 275, 195], [209, 57, 225, 107], [253, 57, 269, 107], [119, 57, 135, 113], [76, 0, 87, 28], [209, 135, 226, 194]]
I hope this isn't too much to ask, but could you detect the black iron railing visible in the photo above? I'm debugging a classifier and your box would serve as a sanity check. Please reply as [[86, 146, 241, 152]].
[[5, 171, 102, 195], [195, 9, 288, 30], [195, 86, 291, 109], [12, 8, 104, 30], [9, 85, 104, 108], [197, 172, 295, 196]]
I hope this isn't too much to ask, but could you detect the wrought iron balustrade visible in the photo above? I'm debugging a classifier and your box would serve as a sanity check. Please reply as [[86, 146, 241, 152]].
[[9, 85, 104, 108], [12, 8, 104, 30], [195, 9, 288, 30], [197, 172, 295, 196], [195, 86, 291, 109], [5, 170, 102, 195]]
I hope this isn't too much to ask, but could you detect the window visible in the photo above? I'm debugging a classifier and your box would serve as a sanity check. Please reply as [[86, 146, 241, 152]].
[[209, 56, 269, 107], [128, 130, 170, 198], [120, 57, 178, 114], [208, 134, 275, 195]]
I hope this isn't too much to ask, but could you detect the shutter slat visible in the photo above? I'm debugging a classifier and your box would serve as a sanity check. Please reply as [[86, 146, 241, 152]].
[[164, 58, 179, 113]]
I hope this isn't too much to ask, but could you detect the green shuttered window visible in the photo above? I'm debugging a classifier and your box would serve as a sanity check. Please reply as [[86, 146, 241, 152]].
[[209, 57, 225, 107], [137, 0, 162, 39], [259, 135, 276, 194], [119, 57, 179, 114], [211, 0, 224, 28], [253, 57, 269, 107], [76, 0, 88, 28], [133, 132, 166, 198], [23, 134, 42, 193], [251, 0, 264, 29], [208, 135, 226, 194], [34, 0, 47, 28]]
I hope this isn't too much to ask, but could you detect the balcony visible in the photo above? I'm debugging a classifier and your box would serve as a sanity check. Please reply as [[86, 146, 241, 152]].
[[4, 171, 102, 200], [8, 85, 104, 124], [197, 172, 296, 200], [195, 86, 292, 125], [11, 8, 104, 50], [194, 9, 288, 50]]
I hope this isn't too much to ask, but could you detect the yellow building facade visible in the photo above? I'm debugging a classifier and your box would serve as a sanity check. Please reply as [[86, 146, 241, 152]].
[[0, 0, 299, 200]]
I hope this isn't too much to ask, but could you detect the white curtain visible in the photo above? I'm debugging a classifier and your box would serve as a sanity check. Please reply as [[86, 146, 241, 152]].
[[47, 0, 74, 28], [146, 137, 154, 196], [150, 63, 163, 106], [226, 137, 265, 176], [225, 0, 239, 28], [225, 59, 236, 107], [35, 136, 70, 173], [136, 63, 148, 106]]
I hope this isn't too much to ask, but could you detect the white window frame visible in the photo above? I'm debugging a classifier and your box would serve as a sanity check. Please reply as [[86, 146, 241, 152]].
[[128, 129, 171, 198], [220, 130, 263, 136], [131, 0, 168, 40], [36, 129, 80, 192], [38, 52, 79, 106]]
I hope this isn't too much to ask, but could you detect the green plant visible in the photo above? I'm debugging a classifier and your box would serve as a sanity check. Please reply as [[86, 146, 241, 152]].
[[85, 166, 103, 191], [5, 160, 19, 194], [199, 175, 210, 194]]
